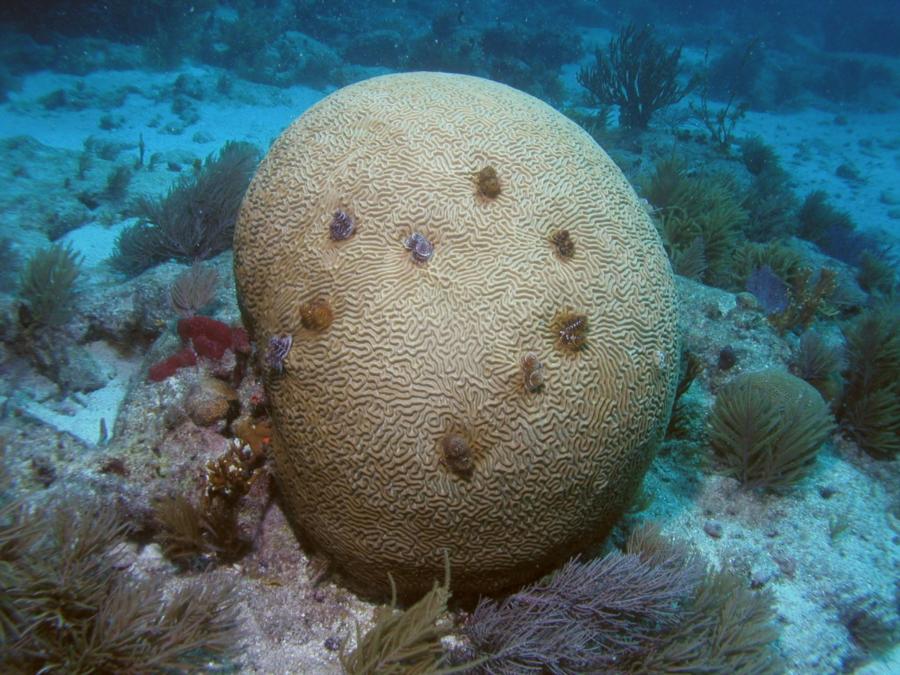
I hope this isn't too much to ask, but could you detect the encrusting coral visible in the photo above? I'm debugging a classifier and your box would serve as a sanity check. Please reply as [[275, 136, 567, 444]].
[[234, 72, 680, 599]]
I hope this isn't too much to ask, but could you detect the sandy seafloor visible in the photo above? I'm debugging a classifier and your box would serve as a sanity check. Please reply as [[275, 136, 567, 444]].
[[0, 34, 898, 675]]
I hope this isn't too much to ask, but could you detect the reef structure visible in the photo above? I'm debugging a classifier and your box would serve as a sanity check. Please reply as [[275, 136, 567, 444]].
[[233, 72, 680, 599]]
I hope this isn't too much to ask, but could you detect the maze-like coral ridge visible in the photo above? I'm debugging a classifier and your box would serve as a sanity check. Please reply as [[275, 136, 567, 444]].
[[233, 72, 681, 598]]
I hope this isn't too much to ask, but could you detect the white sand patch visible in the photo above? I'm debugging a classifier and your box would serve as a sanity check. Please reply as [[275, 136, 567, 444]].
[[60, 219, 134, 269], [740, 108, 899, 241], [19, 340, 141, 447], [0, 66, 324, 156], [650, 445, 900, 673]]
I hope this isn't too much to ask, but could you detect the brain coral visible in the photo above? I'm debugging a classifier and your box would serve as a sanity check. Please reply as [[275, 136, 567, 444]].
[[233, 72, 680, 599]]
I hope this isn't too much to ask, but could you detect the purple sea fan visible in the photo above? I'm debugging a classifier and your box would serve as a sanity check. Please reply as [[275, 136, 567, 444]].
[[329, 210, 355, 241], [746, 265, 789, 315], [404, 232, 434, 263], [265, 334, 293, 374]]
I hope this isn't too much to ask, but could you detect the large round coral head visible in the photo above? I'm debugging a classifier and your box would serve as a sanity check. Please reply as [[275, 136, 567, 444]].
[[233, 72, 680, 599]]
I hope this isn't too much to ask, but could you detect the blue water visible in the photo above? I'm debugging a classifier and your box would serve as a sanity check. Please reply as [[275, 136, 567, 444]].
[[0, 2, 897, 673]]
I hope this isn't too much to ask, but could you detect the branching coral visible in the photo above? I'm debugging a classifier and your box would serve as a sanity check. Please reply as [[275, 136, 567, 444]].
[[578, 24, 693, 130], [769, 267, 838, 334], [155, 437, 268, 568], [691, 67, 747, 153]]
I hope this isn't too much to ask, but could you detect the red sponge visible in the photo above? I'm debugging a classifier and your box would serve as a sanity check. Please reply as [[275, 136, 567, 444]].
[[148, 317, 250, 382], [147, 347, 197, 382]]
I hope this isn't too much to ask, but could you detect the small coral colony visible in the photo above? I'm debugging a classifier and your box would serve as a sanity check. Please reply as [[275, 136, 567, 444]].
[[1, 5, 898, 674]]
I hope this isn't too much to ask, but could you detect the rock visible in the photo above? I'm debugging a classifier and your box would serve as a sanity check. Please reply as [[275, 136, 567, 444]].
[[704, 520, 724, 538], [185, 376, 237, 427], [878, 189, 899, 206]]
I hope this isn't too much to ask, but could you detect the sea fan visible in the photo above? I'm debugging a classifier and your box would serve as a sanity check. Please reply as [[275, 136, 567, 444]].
[[170, 262, 219, 318], [746, 265, 789, 315]]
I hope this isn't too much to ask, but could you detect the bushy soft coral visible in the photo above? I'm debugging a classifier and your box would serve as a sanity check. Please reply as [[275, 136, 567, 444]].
[[708, 369, 834, 491], [112, 141, 259, 275], [578, 24, 693, 129], [838, 303, 900, 459], [464, 525, 704, 672], [0, 501, 241, 672], [18, 242, 83, 329]]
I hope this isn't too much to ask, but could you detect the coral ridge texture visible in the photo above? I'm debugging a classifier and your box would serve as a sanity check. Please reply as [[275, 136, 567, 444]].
[[233, 72, 680, 598]]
